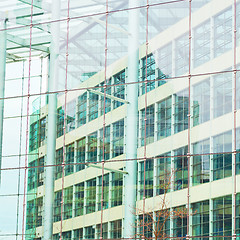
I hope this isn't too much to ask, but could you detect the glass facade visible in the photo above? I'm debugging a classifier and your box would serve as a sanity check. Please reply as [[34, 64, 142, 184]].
[[1, 0, 240, 239]]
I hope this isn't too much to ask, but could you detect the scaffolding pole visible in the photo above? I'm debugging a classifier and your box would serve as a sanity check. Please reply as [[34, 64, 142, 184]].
[[0, 18, 7, 185], [43, 1, 60, 239], [124, 0, 139, 238]]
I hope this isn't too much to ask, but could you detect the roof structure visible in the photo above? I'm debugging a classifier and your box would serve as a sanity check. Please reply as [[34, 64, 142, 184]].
[[1, 0, 210, 85]]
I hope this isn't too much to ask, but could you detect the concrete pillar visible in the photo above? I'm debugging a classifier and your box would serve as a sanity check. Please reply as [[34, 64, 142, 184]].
[[43, 1, 60, 239], [123, 0, 139, 237]]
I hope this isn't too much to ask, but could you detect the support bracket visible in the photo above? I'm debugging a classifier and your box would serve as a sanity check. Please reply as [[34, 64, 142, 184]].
[[86, 163, 128, 175], [87, 89, 129, 104]]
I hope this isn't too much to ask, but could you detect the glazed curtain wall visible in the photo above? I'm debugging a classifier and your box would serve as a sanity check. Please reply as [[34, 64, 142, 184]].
[[1, 0, 240, 240]]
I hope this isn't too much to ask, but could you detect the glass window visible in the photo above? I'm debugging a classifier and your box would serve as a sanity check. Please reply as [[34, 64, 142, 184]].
[[237, 70, 240, 110], [55, 148, 63, 180], [85, 226, 95, 239], [192, 200, 209, 239], [236, 193, 240, 236], [57, 107, 64, 138], [28, 160, 37, 190], [87, 131, 98, 163], [73, 228, 83, 240], [113, 70, 125, 109], [141, 54, 156, 94], [173, 206, 187, 238], [236, 128, 240, 175], [53, 234, 59, 240], [96, 223, 108, 239], [174, 89, 189, 133], [140, 159, 153, 199], [155, 209, 171, 238], [157, 96, 172, 139], [110, 220, 122, 239], [89, 92, 98, 121], [138, 214, 153, 239], [29, 121, 38, 151], [112, 119, 124, 158], [111, 172, 123, 207], [37, 157, 44, 187], [213, 72, 232, 118], [194, 21, 211, 67], [76, 137, 86, 172], [85, 178, 96, 214], [213, 195, 232, 239], [99, 125, 110, 161], [213, 131, 232, 180], [237, 3, 240, 47], [62, 231, 71, 240], [77, 92, 87, 127], [97, 174, 109, 211], [193, 79, 210, 126], [26, 200, 35, 230], [155, 43, 172, 80], [100, 79, 112, 115], [66, 100, 76, 133], [175, 34, 189, 76], [75, 183, 84, 217], [192, 139, 210, 185], [36, 197, 43, 227], [174, 146, 188, 190], [63, 187, 73, 220], [214, 8, 232, 57], [157, 152, 171, 195], [141, 105, 155, 146], [65, 143, 74, 176], [39, 117, 46, 146], [54, 190, 62, 222]]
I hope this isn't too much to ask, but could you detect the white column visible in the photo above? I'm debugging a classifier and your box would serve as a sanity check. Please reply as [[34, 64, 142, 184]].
[[123, 0, 139, 238], [43, 1, 60, 239]]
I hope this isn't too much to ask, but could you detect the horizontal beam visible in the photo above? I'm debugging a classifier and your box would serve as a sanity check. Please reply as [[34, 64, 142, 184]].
[[18, 0, 42, 9], [6, 52, 21, 61], [16, 17, 50, 33], [87, 89, 129, 104], [7, 34, 50, 52], [87, 163, 128, 175]]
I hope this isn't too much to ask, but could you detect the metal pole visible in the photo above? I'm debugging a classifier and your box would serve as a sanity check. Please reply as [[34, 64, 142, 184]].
[[0, 17, 7, 185], [43, 1, 60, 239], [124, 0, 139, 238]]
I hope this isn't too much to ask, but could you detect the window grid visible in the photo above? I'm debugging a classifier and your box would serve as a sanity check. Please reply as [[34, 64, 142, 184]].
[[85, 179, 96, 214], [174, 89, 189, 134], [77, 93, 87, 127], [74, 183, 84, 217], [213, 131, 232, 180], [140, 159, 153, 199], [212, 195, 232, 239], [174, 146, 188, 190], [97, 174, 109, 211], [141, 54, 156, 95], [110, 220, 122, 239], [87, 131, 98, 163], [157, 97, 172, 140], [111, 172, 123, 207], [192, 79, 210, 126], [192, 200, 209, 239], [141, 105, 155, 146], [112, 119, 124, 158], [192, 139, 210, 185], [63, 187, 73, 220], [76, 137, 86, 172]]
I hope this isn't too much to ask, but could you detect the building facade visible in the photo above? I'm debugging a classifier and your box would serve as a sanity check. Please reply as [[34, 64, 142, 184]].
[[26, 0, 240, 239]]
